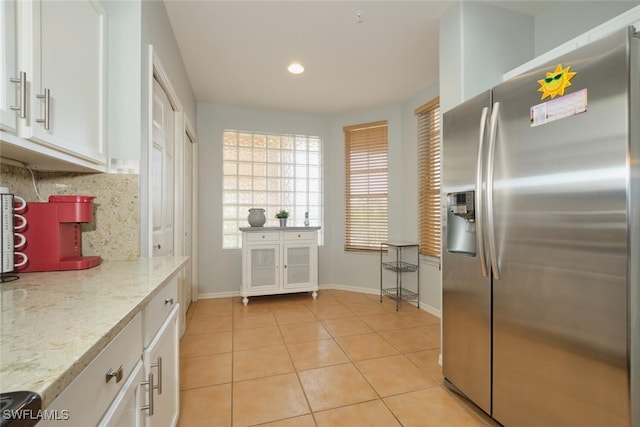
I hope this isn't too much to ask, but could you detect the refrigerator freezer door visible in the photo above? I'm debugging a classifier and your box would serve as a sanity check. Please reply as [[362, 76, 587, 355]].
[[442, 90, 492, 414], [490, 29, 631, 426]]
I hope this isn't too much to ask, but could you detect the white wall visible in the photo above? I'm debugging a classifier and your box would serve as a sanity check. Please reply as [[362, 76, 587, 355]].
[[196, 104, 331, 296], [534, 1, 639, 55], [325, 104, 404, 291], [440, 0, 639, 113], [402, 82, 442, 313], [140, 1, 196, 128], [103, 0, 142, 172], [439, 1, 534, 112]]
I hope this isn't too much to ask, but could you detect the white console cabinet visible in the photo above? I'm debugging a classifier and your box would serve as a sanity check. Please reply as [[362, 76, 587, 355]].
[[240, 227, 320, 305]]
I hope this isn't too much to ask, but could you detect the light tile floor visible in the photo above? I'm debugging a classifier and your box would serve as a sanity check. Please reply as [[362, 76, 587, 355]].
[[177, 289, 498, 427]]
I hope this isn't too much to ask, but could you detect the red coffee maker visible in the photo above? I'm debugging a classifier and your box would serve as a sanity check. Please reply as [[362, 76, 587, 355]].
[[16, 195, 102, 272]]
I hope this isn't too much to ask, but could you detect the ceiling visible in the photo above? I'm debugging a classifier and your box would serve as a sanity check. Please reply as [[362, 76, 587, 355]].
[[164, 1, 541, 115]]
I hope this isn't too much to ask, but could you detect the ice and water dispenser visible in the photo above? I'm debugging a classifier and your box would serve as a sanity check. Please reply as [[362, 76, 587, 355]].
[[446, 190, 477, 256]]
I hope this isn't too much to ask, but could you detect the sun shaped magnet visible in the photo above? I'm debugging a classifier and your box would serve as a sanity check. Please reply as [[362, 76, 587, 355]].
[[537, 64, 577, 100]]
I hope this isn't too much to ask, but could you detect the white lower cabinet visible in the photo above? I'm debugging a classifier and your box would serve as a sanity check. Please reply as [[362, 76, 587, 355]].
[[38, 313, 143, 427], [38, 277, 180, 426], [142, 306, 179, 427], [241, 227, 320, 305], [98, 361, 144, 427]]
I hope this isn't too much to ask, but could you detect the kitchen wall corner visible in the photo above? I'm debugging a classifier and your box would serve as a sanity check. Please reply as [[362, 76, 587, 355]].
[[0, 164, 140, 260]]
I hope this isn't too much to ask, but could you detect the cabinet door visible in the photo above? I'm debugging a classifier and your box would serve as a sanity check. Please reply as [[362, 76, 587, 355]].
[[98, 361, 144, 427], [0, 0, 18, 133], [29, 0, 106, 164], [283, 242, 316, 289], [246, 244, 280, 292], [143, 306, 179, 427]]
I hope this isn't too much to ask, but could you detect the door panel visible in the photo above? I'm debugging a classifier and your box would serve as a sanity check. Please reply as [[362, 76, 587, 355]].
[[144, 307, 179, 427], [491, 30, 630, 427], [151, 78, 175, 257], [247, 245, 280, 291], [283, 243, 314, 289], [442, 90, 492, 414], [0, 0, 18, 133]]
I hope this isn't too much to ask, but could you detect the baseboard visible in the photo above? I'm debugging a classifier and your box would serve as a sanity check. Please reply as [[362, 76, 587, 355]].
[[197, 284, 441, 318], [197, 290, 240, 300]]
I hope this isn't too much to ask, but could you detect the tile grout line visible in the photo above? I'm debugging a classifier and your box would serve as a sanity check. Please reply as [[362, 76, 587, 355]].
[[180, 291, 465, 427], [275, 305, 320, 427]]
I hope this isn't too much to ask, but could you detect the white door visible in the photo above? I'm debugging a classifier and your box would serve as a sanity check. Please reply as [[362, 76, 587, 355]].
[[0, 0, 18, 133], [151, 78, 174, 257]]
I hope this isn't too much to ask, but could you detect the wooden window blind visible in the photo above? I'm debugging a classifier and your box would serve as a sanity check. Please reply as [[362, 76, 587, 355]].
[[416, 98, 441, 258], [344, 120, 388, 252]]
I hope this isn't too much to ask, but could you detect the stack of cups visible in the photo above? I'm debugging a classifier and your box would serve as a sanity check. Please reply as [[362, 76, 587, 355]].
[[1, 187, 28, 274]]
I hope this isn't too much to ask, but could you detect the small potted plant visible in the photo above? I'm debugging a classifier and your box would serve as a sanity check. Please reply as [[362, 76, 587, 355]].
[[275, 209, 289, 227]]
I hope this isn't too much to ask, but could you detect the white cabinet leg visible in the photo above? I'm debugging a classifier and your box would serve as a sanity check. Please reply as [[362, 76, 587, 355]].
[[312, 291, 318, 299], [242, 296, 249, 305]]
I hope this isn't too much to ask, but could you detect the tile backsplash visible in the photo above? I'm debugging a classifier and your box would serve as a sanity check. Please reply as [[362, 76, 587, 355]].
[[1, 163, 139, 260]]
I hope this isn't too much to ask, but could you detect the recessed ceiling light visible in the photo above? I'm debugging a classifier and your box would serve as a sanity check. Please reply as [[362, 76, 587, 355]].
[[288, 63, 304, 74]]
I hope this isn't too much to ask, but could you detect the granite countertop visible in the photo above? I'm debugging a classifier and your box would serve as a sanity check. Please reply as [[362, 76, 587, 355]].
[[0, 256, 188, 408]]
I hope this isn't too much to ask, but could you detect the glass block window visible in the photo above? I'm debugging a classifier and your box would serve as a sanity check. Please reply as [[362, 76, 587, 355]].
[[222, 130, 323, 248]]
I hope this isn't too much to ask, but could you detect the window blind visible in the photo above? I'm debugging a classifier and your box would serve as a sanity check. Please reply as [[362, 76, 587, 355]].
[[416, 98, 441, 258], [344, 120, 388, 252]]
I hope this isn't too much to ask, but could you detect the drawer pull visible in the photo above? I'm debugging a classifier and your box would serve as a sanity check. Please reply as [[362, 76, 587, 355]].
[[164, 298, 174, 305], [151, 357, 163, 394], [141, 372, 155, 416], [105, 365, 123, 383]]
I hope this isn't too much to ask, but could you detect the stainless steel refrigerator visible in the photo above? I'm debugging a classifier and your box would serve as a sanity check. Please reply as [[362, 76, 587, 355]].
[[442, 27, 639, 427]]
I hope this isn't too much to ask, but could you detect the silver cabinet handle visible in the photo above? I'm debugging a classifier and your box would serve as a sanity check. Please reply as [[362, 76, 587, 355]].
[[151, 357, 163, 394], [9, 71, 26, 118], [140, 372, 155, 416], [164, 298, 174, 305], [36, 88, 50, 130], [105, 365, 123, 383]]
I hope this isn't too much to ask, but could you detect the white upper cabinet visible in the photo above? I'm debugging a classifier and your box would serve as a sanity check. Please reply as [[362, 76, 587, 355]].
[[0, 0, 106, 171], [0, 0, 19, 134], [29, 0, 106, 163]]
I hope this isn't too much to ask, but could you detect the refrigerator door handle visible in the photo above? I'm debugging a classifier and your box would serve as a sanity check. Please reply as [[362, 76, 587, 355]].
[[486, 101, 501, 279], [475, 107, 489, 278]]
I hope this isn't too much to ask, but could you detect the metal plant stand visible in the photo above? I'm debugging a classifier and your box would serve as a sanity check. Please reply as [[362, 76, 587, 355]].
[[380, 242, 419, 310]]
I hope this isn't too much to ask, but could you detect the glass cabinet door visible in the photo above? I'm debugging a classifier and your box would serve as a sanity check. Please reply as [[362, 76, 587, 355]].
[[248, 245, 280, 290], [283, 243, 315, 289]]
